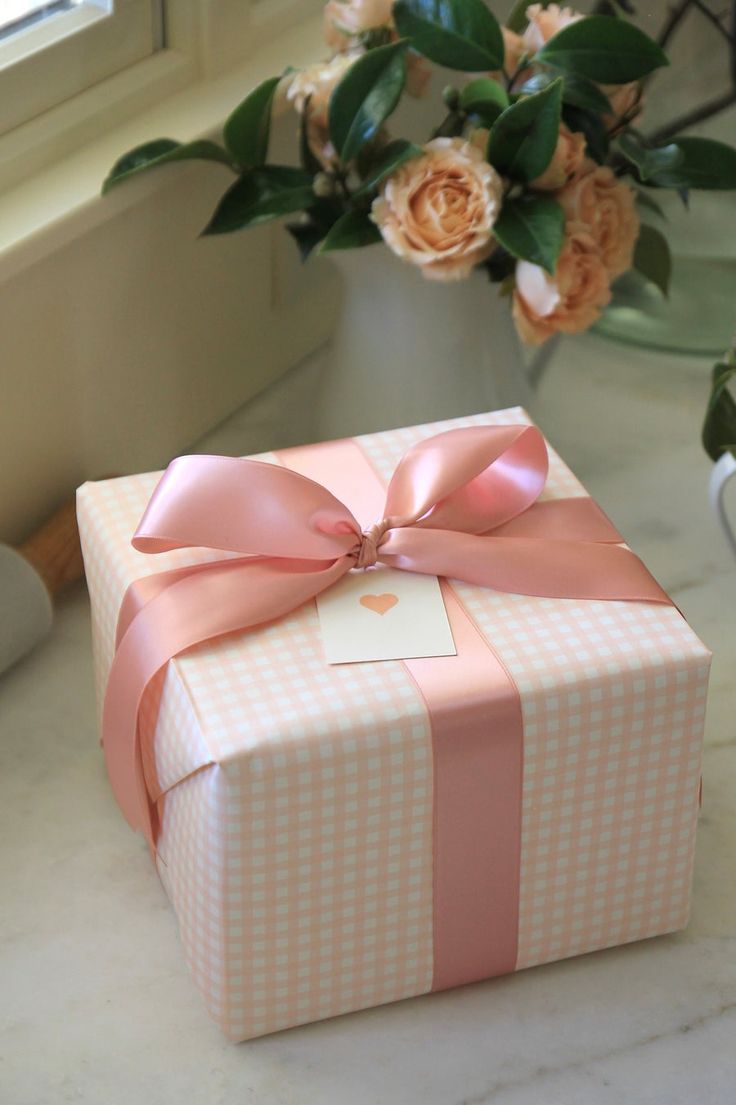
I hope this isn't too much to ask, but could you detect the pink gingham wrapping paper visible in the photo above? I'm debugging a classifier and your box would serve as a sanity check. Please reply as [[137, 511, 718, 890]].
[[77, 408, 711, 1040]]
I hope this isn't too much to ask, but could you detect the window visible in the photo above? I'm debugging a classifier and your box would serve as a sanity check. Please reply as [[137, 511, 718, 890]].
[[0, 1, 162, 136], [0, 0, 324, 195]]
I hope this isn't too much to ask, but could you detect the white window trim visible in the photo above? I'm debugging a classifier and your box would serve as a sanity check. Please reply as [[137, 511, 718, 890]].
[[0, 1, 158, 137], [0, 9, 326, 281], [0, 0, 323, 194]]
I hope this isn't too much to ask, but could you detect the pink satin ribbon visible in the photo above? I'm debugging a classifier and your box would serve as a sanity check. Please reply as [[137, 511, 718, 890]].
[[276, 437, 526, 989], [103, 423, 669, 880]]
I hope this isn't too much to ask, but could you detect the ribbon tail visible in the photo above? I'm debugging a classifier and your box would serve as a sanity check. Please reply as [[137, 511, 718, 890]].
[[102, 555, 351, 846], [115, 556, 267, 645], [381, 529, 671, 604]]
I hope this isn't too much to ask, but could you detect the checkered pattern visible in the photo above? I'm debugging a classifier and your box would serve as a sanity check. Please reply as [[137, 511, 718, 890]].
[[77, 407, 711, 1040], [162, 603, 435, 1040], [359, 408, 710, 969]]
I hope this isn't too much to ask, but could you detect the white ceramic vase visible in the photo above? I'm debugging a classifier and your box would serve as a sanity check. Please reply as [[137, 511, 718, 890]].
[[314, 245, 531, 440]]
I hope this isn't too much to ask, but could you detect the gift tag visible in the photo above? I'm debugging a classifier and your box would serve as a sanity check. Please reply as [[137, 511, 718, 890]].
[[316, 566, 456, 665]]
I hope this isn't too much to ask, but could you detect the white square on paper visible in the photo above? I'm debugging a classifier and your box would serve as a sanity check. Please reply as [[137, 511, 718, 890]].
[[316, 566, 456, 664]]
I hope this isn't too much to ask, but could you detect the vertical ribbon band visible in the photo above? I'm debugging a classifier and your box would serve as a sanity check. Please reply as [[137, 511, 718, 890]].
[[277, 438, 523, 989]]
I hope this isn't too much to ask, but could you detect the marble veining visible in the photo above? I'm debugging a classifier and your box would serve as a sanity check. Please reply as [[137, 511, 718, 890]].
[[1, 332, 734, 1104]]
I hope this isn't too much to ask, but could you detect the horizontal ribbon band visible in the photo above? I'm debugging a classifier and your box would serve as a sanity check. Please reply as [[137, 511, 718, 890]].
[[102, 423, 669, 855]]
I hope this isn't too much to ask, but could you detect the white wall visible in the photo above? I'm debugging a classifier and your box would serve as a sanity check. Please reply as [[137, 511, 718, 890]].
[[0, 148, 339, 545]]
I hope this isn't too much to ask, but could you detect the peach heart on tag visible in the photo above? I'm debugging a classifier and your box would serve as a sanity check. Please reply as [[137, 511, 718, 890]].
[[359, 593, 399, 616]]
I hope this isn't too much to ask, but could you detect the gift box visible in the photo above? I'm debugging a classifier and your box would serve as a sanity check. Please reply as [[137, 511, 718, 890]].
[[77, 408, 711, 1041]]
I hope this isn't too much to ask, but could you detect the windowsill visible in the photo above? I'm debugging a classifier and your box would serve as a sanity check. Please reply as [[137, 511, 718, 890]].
[[0, 13, 325, 281]]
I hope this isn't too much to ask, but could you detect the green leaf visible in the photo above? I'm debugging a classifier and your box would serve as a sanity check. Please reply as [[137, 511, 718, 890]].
[[393, 0, 504, 71], [353, 139, 424, 198], [703, 352, 736, 462], [506, 0, 540, 34], [619, 135, 736, 190], [223, 76, 280, 169], [537, 15, 669, 83], [561, 74, 614, 115], [487, 78, 563, 182], [646, 137, 736, 190], [202, 166, 315, 234], [483, 247, 517, 282], [617, 132, 682, 182], [319, 209, 383, 252], [286, 218, 328, 262], [359, 26, 395, 49], [632, 223, 671, 295], [328, 40, 408, 163], [459, 79, 509, 126], [102, 139, 232, 193], [562, 104, 609, 163], [492, 194, 565, 274], [520, 70, 613, 114], [432, 109, 466, 138], [308, 195, 347, 232]]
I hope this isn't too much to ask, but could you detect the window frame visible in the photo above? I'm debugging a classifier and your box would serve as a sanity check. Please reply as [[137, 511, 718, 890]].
[[0, 0, 323, 192], [0, 1, 161, 137]]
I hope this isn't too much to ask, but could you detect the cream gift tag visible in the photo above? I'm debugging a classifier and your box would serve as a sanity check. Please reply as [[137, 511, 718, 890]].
[[316, 566, 456, 664]]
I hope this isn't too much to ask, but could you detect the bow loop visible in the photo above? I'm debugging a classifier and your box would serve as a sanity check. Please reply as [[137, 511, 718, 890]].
[[133, 454, 360, 560], [383, 425, 549, 535]]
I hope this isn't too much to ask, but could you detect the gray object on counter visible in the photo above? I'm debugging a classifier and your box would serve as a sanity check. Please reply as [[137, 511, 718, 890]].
[[0, 545, 53, 675]]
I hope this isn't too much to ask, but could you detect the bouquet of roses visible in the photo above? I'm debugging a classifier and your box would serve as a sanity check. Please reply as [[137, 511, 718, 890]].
[[104, 0, 736, 345]]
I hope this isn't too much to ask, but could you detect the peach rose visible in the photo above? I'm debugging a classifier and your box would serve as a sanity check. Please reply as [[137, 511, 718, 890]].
[[522, 3, 583, 53], [530, 123, 586, 191], [490, 27, 528, 85], [323, 0, 393, 50], [556, 163, 640, 278], [286, 54, 358, 165], [512, 223, 612, 345], [286, 53, 357, 114], [372, 137, 503, 281], [501, 26, 526, 77], [406, 51, 432, 98], [601, 81, 643, 129], [468, 126, 489, 156], [323, 0, 430, 98]]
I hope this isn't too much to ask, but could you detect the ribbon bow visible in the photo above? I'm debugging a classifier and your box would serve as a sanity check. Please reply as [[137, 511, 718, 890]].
[[103, 424, 667, 846]]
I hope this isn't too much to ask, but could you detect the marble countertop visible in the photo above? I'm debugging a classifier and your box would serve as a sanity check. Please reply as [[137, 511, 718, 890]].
[[2, 334, 735, 1104]]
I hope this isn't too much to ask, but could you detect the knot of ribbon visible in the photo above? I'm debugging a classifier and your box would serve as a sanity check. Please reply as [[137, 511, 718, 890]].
[[354, 519, 391, 569], [102, 423, 668, 847]]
